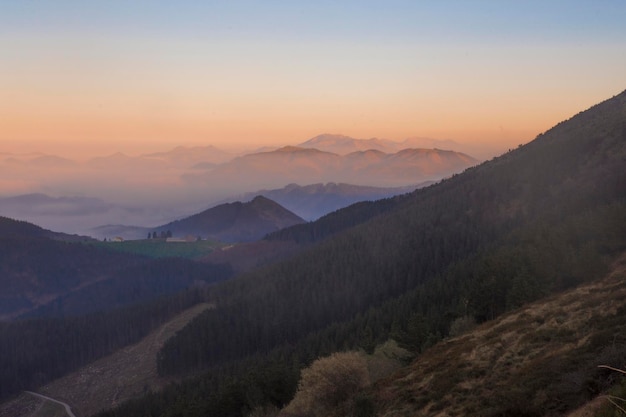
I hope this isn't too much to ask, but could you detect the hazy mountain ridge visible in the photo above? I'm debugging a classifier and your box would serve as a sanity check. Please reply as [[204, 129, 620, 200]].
[[299, 133, 503, 160], [0, 193, 113, 216], [185, 145, 477, 190], [0, 137, 477, 235], [298, 134, 400, 154]]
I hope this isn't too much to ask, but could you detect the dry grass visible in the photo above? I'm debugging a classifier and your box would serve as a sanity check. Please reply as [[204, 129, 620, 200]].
[[374, 253, 626, 417], [0, 394, 42, 417]]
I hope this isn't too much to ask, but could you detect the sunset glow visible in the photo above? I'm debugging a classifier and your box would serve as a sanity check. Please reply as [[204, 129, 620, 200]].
[[2, 1, 625, 156]]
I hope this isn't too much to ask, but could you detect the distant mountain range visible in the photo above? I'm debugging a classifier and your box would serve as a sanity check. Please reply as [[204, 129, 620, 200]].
[[87, 145, 234, 170], [184, 145, 477, 190], [1, 135, 480, 235], [0, 193, 113, 216], [298, 134, 401, 154], [298, 133, 501, 160]]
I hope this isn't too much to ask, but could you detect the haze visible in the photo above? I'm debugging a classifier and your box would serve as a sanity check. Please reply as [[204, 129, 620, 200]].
[[1, 1, 625, 234]]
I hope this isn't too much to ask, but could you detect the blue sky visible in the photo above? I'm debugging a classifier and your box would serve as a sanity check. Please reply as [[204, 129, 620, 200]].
[[3, 1, 625, 41]]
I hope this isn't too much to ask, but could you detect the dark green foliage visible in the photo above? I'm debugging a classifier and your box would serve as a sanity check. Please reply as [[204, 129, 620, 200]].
[[22, 91, 626, 416], [0, 227, 232, 319], [22, 258, 231, 318], [265, 196, 405, 244], [107, 91, 626, 417], [0, 236, 143, 299], [0, 289, 204, 400], [0, 215, 93, 242]]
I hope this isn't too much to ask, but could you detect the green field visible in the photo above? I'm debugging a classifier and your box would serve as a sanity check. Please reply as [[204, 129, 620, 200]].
[[92, 239, 222, 259]]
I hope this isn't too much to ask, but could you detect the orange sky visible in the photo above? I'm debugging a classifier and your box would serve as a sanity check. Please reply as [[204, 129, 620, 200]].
[[2, 2, 625, 157]]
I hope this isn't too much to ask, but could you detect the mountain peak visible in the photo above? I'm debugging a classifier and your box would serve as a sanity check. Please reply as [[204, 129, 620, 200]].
[[155, 196, 304, 243]]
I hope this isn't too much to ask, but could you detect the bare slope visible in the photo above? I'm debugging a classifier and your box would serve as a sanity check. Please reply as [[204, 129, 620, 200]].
[[374, 254, 626, 417], [0, 303, 212, 417]]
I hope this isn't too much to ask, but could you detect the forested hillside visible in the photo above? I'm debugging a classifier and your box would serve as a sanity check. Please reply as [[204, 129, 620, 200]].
[[95, 91, 626, 417], [0, 222, 232, 399], [0, 230, 232, 319], [0, 289, 207, 400], [0, 216, 92, 242]]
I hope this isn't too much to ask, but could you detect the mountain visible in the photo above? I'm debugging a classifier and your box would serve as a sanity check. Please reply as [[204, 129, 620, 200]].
[[0, 215, 91, 242], [89, 224, 152, 240], [184, 145, 477, 191], [299, 133, 510, 162], [86, 152, 165, 170], [92, 90, 626, 416], [28, 154, 77, 168], [142, 145, 234, 167], [2, 90, 625, 417], [153, 195, 306, 242], [298, 133, 399, 154], [0, 193, 113, 216], [86, 146, 233, 171], [0, 216, 231, 320], [0, 153, 78, 168], [222, 182, 427, 221], [372, 255, 626, 416]]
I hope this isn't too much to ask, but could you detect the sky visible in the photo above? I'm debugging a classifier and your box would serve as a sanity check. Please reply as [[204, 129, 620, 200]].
[[1, 0, 626, 156]]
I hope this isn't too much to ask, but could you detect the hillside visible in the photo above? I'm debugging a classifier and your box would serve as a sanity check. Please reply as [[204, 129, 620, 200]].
[[0, 215, 92, 242], [372, 254, 626, 417], [93, 91, 626, 417], [222, 182, 425, 221], [0, 216, 232, 320], [297, 134, 399, 154], [1, 90, 624, 417], [153, 195, 305, 242], [0, 303, 213, 417]]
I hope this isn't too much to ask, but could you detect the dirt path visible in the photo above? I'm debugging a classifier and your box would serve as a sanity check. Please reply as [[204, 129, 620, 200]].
[[25, 392, 76, 417], [38, 302, 213, 417]]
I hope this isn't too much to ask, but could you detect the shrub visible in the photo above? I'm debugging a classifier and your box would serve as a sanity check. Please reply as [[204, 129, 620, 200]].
[[282, 351, 370, 417]]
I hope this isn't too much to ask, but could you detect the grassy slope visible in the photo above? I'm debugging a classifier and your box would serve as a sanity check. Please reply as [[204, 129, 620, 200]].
[[92, 239, 222, 259], [0, 303, 212, 417], [373, 254, 626, 417]]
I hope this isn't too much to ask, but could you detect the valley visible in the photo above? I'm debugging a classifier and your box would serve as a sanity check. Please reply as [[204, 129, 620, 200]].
[[0, 135, 477, 237], [0, 90, 624, 417], [0, 303, 212, 417]]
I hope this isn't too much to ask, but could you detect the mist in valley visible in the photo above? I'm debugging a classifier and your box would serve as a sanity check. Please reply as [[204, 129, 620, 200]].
[[0, 135, 488, 236]]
